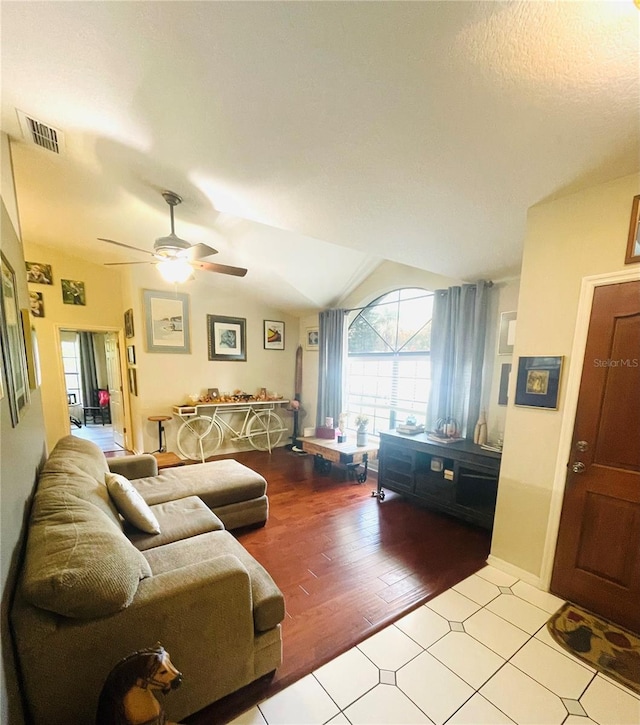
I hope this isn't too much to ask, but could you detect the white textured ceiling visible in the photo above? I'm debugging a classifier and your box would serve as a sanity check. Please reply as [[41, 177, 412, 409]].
[[1, 1, 639, 313]]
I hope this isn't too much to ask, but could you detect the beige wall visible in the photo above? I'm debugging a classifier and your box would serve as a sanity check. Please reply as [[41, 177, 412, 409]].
[[23, 242, 124, 452], [120, 265, 300, 454], [491, 172, 640, 579], [0, 133, 47, 725]]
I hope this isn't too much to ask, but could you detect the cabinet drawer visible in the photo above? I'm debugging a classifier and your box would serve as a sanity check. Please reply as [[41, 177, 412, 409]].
[[415, 473, 455, 503]]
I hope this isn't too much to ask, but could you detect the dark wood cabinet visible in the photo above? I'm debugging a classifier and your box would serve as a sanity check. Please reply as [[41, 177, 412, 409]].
[[376, 431, 501, 529]]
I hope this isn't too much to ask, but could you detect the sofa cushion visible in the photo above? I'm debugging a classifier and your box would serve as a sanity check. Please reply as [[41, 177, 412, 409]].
[[126, 496, 225, 551], [106, 472, 161, 534], [143, 530, 285, 632], [22, 488, 151, 618], [133, 459, 267, 510]]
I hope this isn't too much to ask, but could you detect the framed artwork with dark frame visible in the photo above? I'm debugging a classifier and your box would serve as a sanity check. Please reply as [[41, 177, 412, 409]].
[[515, 356, 564, 410], [625, 195, 640, 265], [1, 253, 30, 425], [126, 345, 136, 365], [264, 320, 284, 350], [143, 290, 190, 354], [498, 363, 511, 406], [207, 315, 247, 361], [124, 308, 135, 338], [128, 367, 138, 396]]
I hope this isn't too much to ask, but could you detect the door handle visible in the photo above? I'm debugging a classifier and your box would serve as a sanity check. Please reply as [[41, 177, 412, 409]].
[[571, 461, 586, 473]]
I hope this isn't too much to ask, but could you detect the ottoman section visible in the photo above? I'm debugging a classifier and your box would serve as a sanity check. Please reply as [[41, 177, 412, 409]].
[[125, 496, 225, 551], [132, 459, 268, 530]]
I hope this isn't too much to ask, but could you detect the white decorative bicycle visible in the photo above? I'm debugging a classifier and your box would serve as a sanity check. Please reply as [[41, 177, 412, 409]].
[[173, 401, 289, 462]]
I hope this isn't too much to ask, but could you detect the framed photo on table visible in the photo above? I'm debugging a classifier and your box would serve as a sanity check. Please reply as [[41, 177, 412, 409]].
[[143, 290, 190, 354], [515, 356, 564, 409], [207, 315, 246, 361], [264, 320, 284, 350]]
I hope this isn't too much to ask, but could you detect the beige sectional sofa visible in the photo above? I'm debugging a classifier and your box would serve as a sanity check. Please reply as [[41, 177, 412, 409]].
[[11, 436, 285, 725]]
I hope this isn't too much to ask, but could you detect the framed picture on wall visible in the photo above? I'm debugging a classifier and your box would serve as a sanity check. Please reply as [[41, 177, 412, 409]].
[[128, 367, 138, 396], [207, 315, 246, 361], [515, 356, 564, 409], [305, 327, 319, 351], [143, 290, 190, 354], [124, 308, 134, 338], [126, 345, 136, 365], [498, 311, 517, 355], [625, 194, 640, 264], [1, 253, 30, 425], [263, 320, 284, 350]]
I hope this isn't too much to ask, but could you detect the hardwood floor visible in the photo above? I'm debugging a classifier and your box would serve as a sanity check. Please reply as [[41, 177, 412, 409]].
[[184, 447, 491, 724]]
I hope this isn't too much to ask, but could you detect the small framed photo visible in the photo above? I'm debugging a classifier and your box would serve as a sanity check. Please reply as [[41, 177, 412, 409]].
[[29, 291, 44, 318], [26, 262, 53, 285], [625, 194, 640, 264], [126, 345, 136, 365], [306, 326, 319, 351], [124, 308, 134, 338], [128, 367, 138, 396], [264, 320, 284, 350], [498, 311, 517, 355], [207, 388, 220, 400], [515, 356, 564, 410], [61, 279, 86, 306], [207, 315, 246, 361]]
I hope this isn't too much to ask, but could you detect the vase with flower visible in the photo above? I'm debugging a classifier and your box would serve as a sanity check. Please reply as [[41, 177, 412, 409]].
[[355, 414, 369, 446]]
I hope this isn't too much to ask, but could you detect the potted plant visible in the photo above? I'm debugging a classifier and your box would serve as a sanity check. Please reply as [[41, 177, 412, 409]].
[[355, 414, 369, 446]]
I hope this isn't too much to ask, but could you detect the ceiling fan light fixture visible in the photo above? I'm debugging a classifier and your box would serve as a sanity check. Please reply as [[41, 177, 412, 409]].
[[157, 259, 193, 284]]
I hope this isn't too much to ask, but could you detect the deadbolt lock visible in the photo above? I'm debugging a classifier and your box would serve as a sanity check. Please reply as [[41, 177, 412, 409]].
[[576, 441, 589, 452]]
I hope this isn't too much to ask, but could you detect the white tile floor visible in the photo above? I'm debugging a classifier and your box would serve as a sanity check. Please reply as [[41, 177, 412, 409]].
[[230, 566, 640, 725]]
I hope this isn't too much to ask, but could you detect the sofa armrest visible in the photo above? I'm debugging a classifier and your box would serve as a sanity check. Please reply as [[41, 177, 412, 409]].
[[22, 555, 258, 725], [108, 454, 158, 479]]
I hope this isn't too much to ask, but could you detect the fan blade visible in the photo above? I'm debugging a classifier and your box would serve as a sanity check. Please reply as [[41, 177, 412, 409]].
[[104, 261, 154, 266], [187, 243, 218, 261], [98, 238, 156, 257], [192, 260, 248, 277]]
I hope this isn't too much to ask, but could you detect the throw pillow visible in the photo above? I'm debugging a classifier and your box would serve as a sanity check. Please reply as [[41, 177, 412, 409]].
[[105, 472, 161, 534]]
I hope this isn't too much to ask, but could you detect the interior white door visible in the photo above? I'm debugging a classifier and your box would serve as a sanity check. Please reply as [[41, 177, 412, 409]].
[[105, 332, 125, 448]]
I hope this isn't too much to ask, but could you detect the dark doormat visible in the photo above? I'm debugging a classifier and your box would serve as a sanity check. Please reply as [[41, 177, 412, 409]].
[[547, 602, 640, 695]]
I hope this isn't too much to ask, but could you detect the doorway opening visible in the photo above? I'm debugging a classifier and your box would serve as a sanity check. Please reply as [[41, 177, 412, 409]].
[[60, 329, 124, 453]]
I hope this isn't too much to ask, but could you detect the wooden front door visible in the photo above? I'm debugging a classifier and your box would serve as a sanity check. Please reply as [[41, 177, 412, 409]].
[[551, 280, 640, 632]]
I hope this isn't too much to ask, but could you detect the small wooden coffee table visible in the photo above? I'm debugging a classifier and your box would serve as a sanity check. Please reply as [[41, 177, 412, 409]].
[[301, 437, 379, 483]]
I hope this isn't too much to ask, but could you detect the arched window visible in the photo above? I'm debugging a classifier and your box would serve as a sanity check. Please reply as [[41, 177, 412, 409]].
[[346, 288, 433, 435]]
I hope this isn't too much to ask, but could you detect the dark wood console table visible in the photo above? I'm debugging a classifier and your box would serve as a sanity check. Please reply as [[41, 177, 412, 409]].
[[376, 431, 501, 529]]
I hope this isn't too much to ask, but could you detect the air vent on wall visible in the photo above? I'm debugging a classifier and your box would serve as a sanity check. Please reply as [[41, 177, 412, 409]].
[[16, 110, 65, 154]]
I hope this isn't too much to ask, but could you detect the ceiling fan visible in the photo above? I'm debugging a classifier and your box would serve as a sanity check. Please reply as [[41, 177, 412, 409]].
[[99, 191, 248, 283]]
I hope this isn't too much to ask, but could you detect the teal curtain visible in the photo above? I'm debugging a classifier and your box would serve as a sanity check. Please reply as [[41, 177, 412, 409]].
[[316, 309, 348, 428], [428, 281, 490, 438]]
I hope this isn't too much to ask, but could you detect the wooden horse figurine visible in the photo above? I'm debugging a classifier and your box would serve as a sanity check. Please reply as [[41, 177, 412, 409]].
[[96, 644, 183, 725]]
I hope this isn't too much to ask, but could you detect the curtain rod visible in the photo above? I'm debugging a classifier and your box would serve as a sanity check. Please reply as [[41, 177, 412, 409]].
[[342, 281, 493, 314]]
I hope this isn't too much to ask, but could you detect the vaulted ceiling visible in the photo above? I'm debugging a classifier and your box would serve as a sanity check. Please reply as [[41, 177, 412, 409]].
[[2, 2, 638, 313]]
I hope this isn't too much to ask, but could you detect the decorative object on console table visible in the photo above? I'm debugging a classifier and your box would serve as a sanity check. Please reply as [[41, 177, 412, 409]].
[[473, 410, 487, 445], [207, 314, 246, 361], [515, 355, 564, 409], [625, 194, 640, 265]]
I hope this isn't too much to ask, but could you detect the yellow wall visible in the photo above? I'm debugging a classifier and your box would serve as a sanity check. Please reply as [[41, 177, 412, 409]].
[[491, 172, 640, 578], [23, 242, 124, 452]]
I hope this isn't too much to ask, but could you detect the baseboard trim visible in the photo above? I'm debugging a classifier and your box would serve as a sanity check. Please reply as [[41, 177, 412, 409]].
[[487, 555, 542, 589]]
